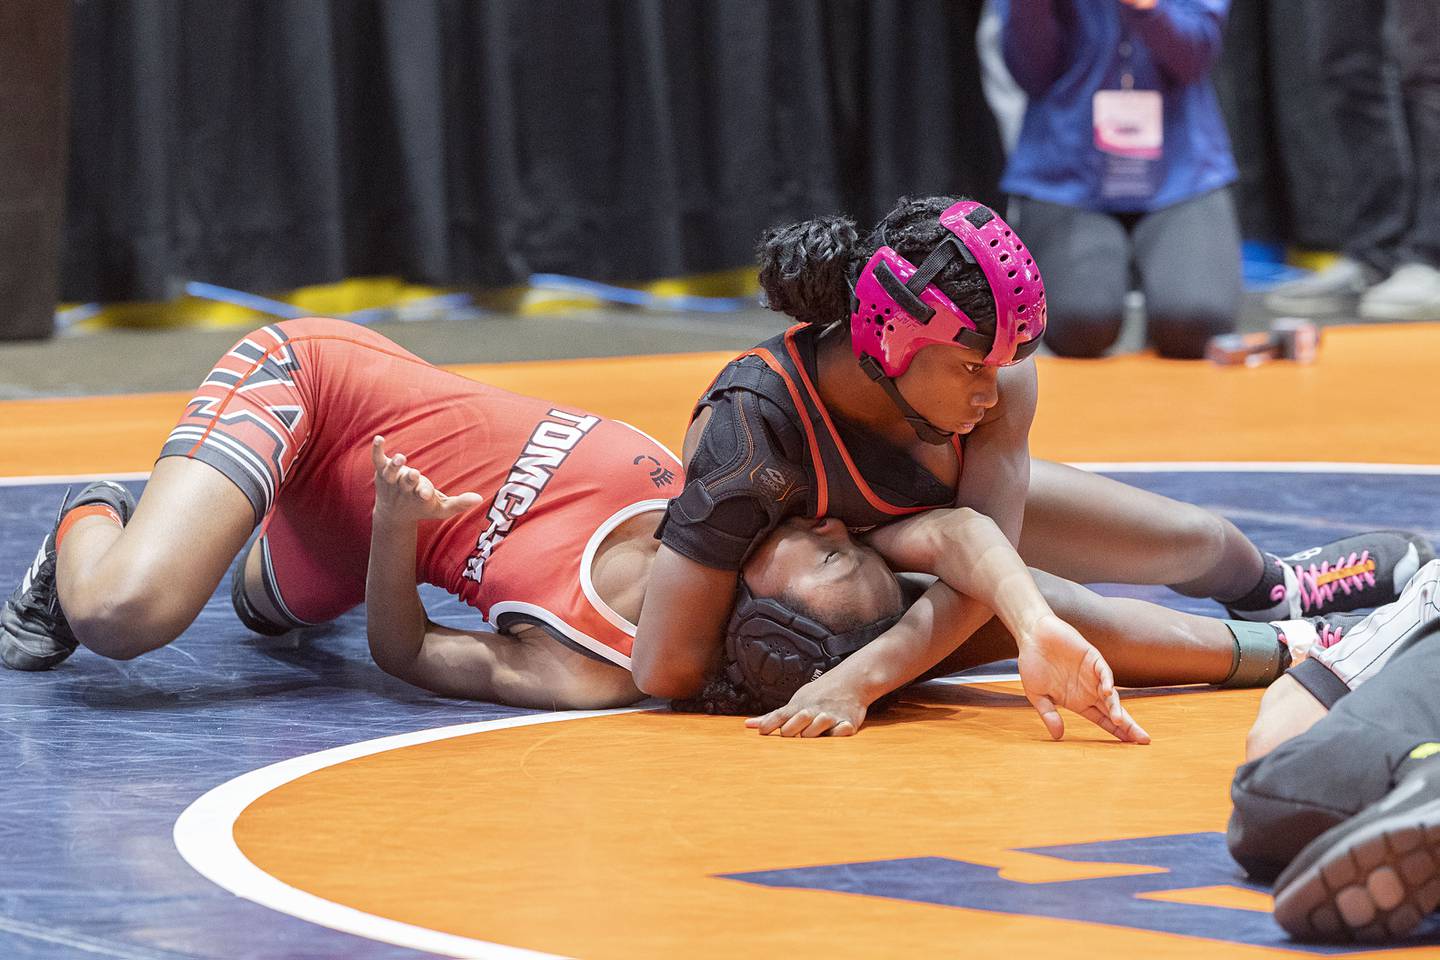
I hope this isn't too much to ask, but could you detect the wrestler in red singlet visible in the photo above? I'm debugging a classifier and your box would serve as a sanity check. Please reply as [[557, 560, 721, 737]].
[[159, 317, 680, 667]]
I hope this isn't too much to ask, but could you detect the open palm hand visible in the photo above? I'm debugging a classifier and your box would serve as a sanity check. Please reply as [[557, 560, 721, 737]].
[[1017, 614, 1150, 744]]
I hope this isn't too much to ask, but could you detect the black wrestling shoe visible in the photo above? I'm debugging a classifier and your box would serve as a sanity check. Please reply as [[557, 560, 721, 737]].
[[0, 482, 136, 671], [1302, 611, 1371, 653], [1273, 757, 1440, 942], [1229, 531, 1434, 622]]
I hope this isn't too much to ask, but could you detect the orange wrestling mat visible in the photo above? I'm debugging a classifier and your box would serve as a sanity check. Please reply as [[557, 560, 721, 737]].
[[7, 322, 1440, 957], [176, 681, 1438, 958], [4, 321, 1440, 477]]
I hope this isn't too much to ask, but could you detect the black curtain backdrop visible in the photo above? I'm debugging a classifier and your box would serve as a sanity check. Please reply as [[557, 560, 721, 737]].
[[1, 0, 70, 339], [1217, 0, 1353, 249], [60, 0, 1354, 304], [61, 0, 1002, 302]]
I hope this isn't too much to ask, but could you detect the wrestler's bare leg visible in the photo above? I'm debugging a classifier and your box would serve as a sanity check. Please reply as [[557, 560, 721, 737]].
[[928, 570, 1246, 687], [1021, 459, 1264, 601], [56, 458, 255, 660]]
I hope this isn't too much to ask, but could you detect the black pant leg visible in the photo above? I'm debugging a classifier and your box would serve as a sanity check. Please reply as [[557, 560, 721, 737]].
[[1393, 0, 1440, 267], [1312, 0, 1410, 269], [1229, 632, 1440, 881], [1011, 196, 1129, 359]]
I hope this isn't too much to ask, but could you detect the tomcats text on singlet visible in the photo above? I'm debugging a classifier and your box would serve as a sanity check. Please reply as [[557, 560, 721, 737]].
[[462, 409, 599, 585]]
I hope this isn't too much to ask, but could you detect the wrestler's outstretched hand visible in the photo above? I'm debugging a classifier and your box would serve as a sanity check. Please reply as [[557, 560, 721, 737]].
[[744, 674, 867, 738], [1018, 613, 1150, 744], [371, 435, 484, 523]]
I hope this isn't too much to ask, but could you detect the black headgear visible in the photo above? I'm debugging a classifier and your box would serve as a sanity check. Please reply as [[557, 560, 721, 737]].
[[724, 583, 903, 711]]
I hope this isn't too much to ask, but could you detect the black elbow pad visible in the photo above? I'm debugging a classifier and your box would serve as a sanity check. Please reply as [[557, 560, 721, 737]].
[[658, 390, 810, 570]]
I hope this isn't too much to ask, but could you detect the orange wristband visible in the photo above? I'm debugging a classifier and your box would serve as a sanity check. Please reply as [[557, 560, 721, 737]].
[[55, 504, 123, 550]]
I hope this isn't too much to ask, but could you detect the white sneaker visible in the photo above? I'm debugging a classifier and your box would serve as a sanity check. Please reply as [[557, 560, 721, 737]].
[[1359, 262, 1440, 321], [1265, 258, 1379, 316]]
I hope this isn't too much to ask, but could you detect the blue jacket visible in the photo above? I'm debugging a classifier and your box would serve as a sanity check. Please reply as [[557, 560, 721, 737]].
[[996, 0, 1237, 212]]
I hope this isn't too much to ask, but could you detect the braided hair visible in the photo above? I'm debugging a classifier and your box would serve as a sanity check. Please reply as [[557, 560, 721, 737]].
[[755, 196, 998, 338]]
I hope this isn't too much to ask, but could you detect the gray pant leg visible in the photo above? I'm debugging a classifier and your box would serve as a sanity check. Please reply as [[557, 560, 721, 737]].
[[1132, 188, 1241, 360], [1011, 196, 1129, 358], [1229, 632, 1440, 881]]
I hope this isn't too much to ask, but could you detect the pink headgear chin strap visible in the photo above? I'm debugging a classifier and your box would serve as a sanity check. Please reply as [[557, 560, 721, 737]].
[[849, 200, 1047, 378]]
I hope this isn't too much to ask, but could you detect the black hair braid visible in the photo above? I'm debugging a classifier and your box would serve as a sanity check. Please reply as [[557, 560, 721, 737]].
[[755, 197, 997, 333], [755, 215, 860, 326], [865, 195, 997, 337]]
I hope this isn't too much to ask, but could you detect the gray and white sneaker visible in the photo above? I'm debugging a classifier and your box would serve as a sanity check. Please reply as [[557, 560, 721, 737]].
[[1264, 258, 1380, 316], [0, 481, 136, 671], [1359, 262, 1440, 322]]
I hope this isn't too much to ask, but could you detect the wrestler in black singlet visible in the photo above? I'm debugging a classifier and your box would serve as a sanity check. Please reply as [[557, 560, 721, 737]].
[[657, 323, 964, 570]]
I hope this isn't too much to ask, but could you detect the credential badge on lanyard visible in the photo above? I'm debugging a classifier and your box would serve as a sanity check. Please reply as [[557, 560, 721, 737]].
[[1092, 38, 1164, 200]]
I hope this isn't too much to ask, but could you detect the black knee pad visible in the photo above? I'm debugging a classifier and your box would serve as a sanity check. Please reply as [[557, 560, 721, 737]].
[[1226, 768, 1291, 881], [230, 564, 294, 636]]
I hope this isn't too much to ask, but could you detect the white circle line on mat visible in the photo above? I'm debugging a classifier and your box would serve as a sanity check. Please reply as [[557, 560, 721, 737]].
[[173, 709, 646, 960]]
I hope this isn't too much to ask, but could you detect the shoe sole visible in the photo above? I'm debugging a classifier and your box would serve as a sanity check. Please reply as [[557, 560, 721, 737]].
[[1273, 796, 1440, 942]]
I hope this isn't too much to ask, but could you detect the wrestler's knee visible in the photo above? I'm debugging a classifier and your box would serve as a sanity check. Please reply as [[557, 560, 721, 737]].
[[1180, 508, 1231, 564], [1148, 308, 1233, 360], [1042, 310, 1124, 359], [230, 559, 294, 636], [67, 583, 191, 659], [1227, 758, 1288, 880]]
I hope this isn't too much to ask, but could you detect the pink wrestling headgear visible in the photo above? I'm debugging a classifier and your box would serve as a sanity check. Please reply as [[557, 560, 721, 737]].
[[848, 201, 1046, 444], [851, 201, 1046, 376]]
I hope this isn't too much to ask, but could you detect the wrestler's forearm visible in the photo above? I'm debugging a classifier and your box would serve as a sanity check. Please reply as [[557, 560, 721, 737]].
[[935, 513, 1053, 642], [874, 508, 1053, 644], [365, 512, 428, 670], [829, 582, 995, 705]]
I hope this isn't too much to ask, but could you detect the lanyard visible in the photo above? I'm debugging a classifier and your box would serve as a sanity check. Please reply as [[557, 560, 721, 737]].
[[1118, 33, 1137, 90]]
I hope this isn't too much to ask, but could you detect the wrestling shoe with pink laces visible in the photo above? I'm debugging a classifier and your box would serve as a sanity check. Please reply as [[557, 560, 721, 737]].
[[1306, 612, 1370, 651], [1268, 612, 1368, 666], [1277, 560, 1440, 692], [1227, 531, 1433, 622]]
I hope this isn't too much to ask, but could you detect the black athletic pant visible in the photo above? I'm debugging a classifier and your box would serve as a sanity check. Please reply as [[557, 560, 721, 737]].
[[1228, 630, 1440, 881], [1012, 188, 1240, 360], [1315, 0, 1440, 271]]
